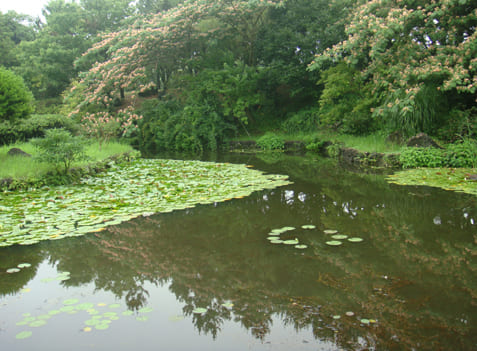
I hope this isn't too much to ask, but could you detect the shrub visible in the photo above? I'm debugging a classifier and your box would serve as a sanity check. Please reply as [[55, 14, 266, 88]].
[[304, 134, 327, 153], [0, 67, 34, 123], [445, 139, 477, 168], [0, 114, 79, 146], [256, 133, 284, 151], [399, 147, 445, 168], [32, 129, 89, 174], [281, 108, 320, 134]]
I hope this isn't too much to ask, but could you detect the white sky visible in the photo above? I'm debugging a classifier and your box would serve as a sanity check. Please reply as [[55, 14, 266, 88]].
[[0, 0, 51, 18]]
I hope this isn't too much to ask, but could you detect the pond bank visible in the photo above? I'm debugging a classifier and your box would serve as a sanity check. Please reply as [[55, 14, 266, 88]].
[[0, 150, 140, 191], [228, 140, 402, 171]]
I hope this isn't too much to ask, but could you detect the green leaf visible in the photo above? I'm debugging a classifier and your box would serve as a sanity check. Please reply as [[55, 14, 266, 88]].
[[325, 240, 343, 246]]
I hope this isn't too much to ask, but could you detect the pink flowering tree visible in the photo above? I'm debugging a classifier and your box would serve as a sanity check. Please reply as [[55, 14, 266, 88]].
[[309, 0, 477, 136], [65, 0, 284, 144]]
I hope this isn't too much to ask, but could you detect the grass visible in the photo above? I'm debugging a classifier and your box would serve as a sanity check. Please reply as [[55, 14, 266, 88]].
[[0, 140, 134, 179]]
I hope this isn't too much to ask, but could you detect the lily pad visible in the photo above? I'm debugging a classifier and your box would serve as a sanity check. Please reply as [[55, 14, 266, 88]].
[[63, 299, 79, 305], [325, 240, 343, 246], [360, 318, 370, 324], [138, 307, 153, 313], [270, 239, 283, 244], [301, 225, 316, 229], [95, 323, 110, 330], [283, 239, 299, 245], [6, 268, 21, 273], [348, 237, 364, 243], [30, 320, 47, 327], [333, 315, 341, 320], [331, 234, 348, 240], [192, 307, 208, 314], [17, 263, 31, 268], [15, 331, 33, 340], [295, 244, 308, 249], [324, 229, 338, 234]]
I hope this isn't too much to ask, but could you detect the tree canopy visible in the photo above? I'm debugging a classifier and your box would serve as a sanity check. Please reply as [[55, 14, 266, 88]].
[[1, 0, 476, 150]]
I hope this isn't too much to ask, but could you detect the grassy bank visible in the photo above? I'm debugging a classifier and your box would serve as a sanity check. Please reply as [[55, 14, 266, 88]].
[[0, 141, 134, 180]]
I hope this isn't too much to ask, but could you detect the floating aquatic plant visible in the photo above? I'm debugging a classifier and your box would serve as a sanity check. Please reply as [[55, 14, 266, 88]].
[[0, 159, 291, 247], [325, 240, 343, 246], [387, 168, 477, 196], [324, 229, 338, 234], [348, 237, 364, 243], [301, 225, 316, 229], [192, 307, 208, 314], [331, 234, 348, 240]]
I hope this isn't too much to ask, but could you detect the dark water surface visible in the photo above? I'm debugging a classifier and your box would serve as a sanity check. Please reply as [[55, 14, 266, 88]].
[[1, 153, 476, 350]]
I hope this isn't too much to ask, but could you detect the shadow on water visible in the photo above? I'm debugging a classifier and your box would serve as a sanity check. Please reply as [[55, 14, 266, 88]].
[[1, 153, 476, 350]]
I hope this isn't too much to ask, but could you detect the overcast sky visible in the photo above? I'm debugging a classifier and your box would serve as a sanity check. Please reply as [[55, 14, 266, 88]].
[[0, 0, 51, 18]]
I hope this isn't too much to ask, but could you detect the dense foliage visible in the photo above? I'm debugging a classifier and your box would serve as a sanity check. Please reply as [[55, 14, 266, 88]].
[[1, 0, 475, 152], [0, 67, 34, 124], [310, 0, 477, 138]]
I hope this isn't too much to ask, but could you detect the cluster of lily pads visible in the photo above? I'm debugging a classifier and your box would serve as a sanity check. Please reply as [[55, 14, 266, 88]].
[[266, 225, 364, 250], [0, 159, 292, 247], [266, 225, 316, 249], [386, 168, 477, 196], [14, 297, 158, 340], [323, 229, 364, 246], [6, 262, 31, 274]]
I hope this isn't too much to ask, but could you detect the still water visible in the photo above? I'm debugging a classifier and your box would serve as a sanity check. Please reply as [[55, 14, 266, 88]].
[[1, 153, 476, 350]]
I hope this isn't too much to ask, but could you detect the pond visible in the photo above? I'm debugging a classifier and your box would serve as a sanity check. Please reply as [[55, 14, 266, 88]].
[[0, 153, 476, 351]]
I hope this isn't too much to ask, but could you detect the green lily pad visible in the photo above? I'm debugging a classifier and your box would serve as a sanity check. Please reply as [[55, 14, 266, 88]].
[[301, 225, 316, 229], [192, 307, 207, 314], [361, 318, 370, 324], [331, 234, 348, 240], [333, 315, 341, 320], [63, 299, 79, 305], [30, 320, 47, 327], [295, 244, 308, 249], [76, 303, 95, 310], [108, 303, 121, 309], [138, 307, 153, 313], [348, 237, 364, 243], [95, 323, 110, 330], [270, 239, 283, 244], [6, 268, 21, 273], [17, 263, 32, 268], [122, 311, 134, 316], [324, 229, 338, 234], [283, 239, 299, 245], [325, 240, 343, 246], [15, 331, 33, 339]]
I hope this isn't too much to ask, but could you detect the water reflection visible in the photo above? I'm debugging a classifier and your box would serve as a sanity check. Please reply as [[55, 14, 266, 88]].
[[1, 153, 476, 350]]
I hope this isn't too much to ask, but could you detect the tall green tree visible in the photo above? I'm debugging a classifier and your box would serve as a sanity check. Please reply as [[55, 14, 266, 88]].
[[0, 11, 36, 68]]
